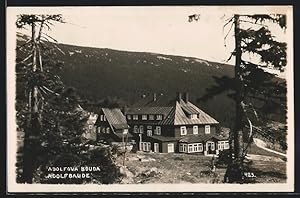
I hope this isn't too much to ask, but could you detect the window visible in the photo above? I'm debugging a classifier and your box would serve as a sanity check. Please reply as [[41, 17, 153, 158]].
[[218, 141, 229, 150], [156, 114, 163, 120], [127, 115, 131, 120], [141, 142, 151, 152], [197, 143, 203, 152], [207, 142, 215, 150], [190, 114, 198, 119], [100, 115, 103, 121], [218, 141, 224, 150], [98, 127, 101, 133], [147, 130, 153, 136], [155, 126, 161, 135], [180, 126, 187, 135], [154, 143, 159, 153], [167, 143, 174, 153], [139, 125, 144, 133], [205, 125, 210, 134], [186, 143, 203, 153], [88, 125, 93, 129], [224, 141, 230, 149], [147, 125, 152, 129], [133, 115, 138, 120], [149, 115, 154, 120], [193, 144, 198, 152], [142, 115, 147, 120], [106, 127, 110, 133], [123, 129, 128, 134], [103, 116, 106, 121], [179, 144, 184, 152], [179, 144, 187, 152], [133, 125, 139, 133], [193, 125, 198, 134]]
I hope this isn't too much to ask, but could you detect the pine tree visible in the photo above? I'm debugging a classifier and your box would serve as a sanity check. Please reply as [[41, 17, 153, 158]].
[[16, 14, 65, 183], [16, 14, 122, 184], [189, 14, 287, 183]]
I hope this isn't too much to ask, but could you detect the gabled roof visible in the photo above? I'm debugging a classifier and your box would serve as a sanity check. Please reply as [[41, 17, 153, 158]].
[[127, 93, 219, 126], [87, 113, 98, 125], [102, 108, 129, 130], [159, 100, 219, 125], [132, 94, 172, 107], [126, 106, 173, 117]]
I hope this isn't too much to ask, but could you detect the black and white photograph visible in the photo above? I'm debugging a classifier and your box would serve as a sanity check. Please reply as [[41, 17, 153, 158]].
[[6, 5, 294, 192]]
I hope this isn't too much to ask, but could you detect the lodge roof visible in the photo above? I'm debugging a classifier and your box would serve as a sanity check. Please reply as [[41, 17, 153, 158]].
[[159, 100, 219, 125], [127, 93, 219, 126], [102, 108, 129, 130], [126, 106, 173, 117]]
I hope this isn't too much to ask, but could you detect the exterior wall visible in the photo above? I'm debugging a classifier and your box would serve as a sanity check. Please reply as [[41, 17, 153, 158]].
[[178, 139, 229, 155], [83, 127, 97, 141], [161, 125, 175, 137], [161, 141, 179, 153], [174, 124, 217, 137]]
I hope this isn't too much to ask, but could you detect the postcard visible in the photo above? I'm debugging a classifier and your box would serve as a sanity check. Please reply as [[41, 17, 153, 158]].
[[6, 5, 294, 192]]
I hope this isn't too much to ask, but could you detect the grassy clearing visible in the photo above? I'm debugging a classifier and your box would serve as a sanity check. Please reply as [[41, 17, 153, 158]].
[[118, 151, 286, 184]]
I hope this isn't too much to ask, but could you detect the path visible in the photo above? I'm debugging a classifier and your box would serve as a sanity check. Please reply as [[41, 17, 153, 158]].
[[252, 138, 286, 158]]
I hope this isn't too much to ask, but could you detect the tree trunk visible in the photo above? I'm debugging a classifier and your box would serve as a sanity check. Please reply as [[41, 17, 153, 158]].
[[224, 15, 245, 183], [22, 22, 41, 183]]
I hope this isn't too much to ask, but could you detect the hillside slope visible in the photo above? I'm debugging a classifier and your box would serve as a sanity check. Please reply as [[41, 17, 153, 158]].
[[56, 43, 236, 126], [16, 33, 237, 127]]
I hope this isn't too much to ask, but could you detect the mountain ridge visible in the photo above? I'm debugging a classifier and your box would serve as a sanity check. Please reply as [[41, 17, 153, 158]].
[[16, 33, 236, 127]]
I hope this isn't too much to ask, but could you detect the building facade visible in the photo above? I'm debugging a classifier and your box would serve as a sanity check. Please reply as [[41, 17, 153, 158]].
[[94, 108, 132, 144], [125, 92, 229, 155]]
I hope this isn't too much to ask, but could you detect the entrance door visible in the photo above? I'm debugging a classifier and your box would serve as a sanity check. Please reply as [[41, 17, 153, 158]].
[[167, 143, 174, 153], [154, 143, 159, 153], [206, 141, 215, 154]]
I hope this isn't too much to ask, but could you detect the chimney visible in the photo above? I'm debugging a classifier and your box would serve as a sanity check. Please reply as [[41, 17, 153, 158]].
[[153, 93, 157, 102], [184, 92, 189, 103], [122, 105, 128, 114], [176, 92, 182, 101]]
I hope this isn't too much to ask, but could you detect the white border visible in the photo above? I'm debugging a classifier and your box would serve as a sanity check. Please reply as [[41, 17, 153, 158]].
[[6, 6, 294, 193]]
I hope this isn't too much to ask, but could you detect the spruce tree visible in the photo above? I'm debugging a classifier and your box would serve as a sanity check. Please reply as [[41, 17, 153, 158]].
[[189, 14, 287, 183], [16, 14, 65, 183]]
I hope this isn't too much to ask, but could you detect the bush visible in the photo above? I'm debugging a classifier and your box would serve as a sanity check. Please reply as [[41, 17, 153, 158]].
[[37, 146, 122, 184], [216, 150, 231, 167], [85, 147, 122, 184]]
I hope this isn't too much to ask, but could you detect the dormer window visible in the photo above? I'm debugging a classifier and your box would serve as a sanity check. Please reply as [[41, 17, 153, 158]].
[[142, 115, 147, 120], [190, 114, 198, 119], [133, 115, 138, 120], [127, 115, 131, 120], [149, 115, 154, 120], [156, 114, 163, 120]]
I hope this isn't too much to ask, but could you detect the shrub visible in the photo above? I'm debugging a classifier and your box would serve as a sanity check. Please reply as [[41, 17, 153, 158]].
[[216, 150, 231, 167]]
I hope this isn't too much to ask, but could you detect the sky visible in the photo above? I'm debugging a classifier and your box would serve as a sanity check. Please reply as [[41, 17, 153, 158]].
[[9, 6, 291, 76]]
